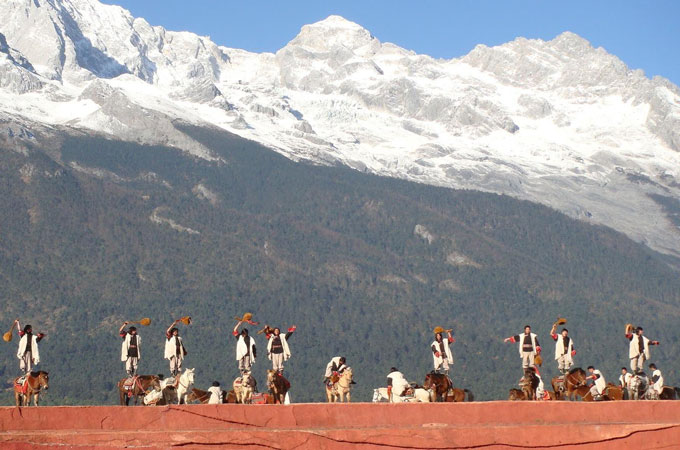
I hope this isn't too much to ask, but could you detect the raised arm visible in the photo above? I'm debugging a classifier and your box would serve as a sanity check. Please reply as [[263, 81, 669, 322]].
[[232, 320, 243, 337], [447, 330, 455, 343], [119, 321, 129, 336], [166, 319, 180, 337], [285, 325, 297, 339]]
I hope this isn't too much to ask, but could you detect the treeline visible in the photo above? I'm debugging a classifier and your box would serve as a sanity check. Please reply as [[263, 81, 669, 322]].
[[0, 123, 679, 404]]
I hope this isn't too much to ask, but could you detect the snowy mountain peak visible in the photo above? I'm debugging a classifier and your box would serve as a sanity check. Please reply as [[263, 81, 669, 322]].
[[285, 15, 379, 55], [1, 0, 680, 260]]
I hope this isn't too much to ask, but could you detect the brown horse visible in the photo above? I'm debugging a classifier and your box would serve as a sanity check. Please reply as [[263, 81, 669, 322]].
[[552, 367, 587, 401], [423, 372, 452, 402], [14, 371, 49, 406], [508, 388, 526, 401], [117, 375, 160, 406], [444, 388, 474, 402], [186, 387, 238, 404], [520, 370, 539, 400], [267, 369, 290, 404], [572, 384, 618, 401]]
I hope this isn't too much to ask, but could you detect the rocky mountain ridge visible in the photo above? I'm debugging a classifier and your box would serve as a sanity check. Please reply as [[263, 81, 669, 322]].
[[1, 0, 679, 257]]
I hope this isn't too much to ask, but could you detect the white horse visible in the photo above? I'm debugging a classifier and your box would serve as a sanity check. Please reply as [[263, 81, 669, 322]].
[[326, 368, 353, 402], [176, 368, 195, 404], [233, 372, 254, 404], [372, 387, 431, 403]]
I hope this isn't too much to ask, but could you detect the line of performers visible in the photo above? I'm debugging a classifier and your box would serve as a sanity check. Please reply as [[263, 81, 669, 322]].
[[501, 323, 663, 400], [9, 316, 666, 401]]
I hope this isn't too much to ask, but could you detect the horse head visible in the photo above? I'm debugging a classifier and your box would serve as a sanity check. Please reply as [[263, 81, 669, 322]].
[[184, 368, 195, 384], [38, 371, 49, 390]]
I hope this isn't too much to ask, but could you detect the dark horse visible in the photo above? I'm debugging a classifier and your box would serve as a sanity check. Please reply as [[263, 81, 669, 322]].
[[117, 375, 160, 406], [14, 371, 49, 406], [423, 372, 452, 402], [267, 369, 291, 404], [520, 370, 539, 400], [551, 367, 587, 400]]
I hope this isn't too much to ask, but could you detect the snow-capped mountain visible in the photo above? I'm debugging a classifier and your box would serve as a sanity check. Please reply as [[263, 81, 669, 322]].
[[1, 0, 679, 258]]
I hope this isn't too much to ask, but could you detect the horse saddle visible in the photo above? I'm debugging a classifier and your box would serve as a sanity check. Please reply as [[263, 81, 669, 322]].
[[14, 377, 29, 394], [251, 392, 270, 404], [123, 376, 138, 390]]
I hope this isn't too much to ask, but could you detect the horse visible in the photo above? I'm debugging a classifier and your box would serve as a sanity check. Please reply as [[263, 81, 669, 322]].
[[628, 372, 649, 400], [267, 370, 291, 404], [444, 388, 474, 402], [520, 370, 539, 400], [572, 384, 617, 401], [552, 367, 587, 401], [117, 375, 161, 406], [326, 368, 353, 402], [176, 368, 195, 404], [233, 372, 255, 404], [372, 386, 432, 403], [14, 371, 49, 406], [659, 386, 680, 400], [187, 387, 238, 404], [423, 372, 452, 402], [508, 388, 526, 401]]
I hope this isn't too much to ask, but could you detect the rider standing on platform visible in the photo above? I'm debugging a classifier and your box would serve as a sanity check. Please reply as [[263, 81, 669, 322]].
[[266, 325, 296, 374], [431, 327, 454, 375], [233, 321, 256, 375], [504, 325, 541, 372], [165, 319, 187, 377], [14, 319, 44, 375], [550, 324, 575, 375], [119, 322, 141, 377], [625, 325, 659, 373]]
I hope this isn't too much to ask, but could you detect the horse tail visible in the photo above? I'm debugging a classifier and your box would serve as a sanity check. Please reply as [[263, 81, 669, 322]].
[[464, 389, 474, 402]]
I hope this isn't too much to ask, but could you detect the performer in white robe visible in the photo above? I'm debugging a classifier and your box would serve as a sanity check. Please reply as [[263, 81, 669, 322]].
[[431, 330, 454, 374], [587, 366, 606, 400], [233, 321, 256, 375], [165, 320, 187, 376], [119, 322, 141, 377], [626, 326, 659, 373], [504, 325, 541, 371], [14, 320, 43, 375]]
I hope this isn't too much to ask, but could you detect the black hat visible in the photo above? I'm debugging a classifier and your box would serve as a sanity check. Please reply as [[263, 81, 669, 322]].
[[212, 381, 220, 387], [390, 367, 398, 372]]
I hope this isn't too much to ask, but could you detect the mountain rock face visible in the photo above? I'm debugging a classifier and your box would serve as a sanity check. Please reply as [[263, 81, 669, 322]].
[[1, 0, 679, 258]]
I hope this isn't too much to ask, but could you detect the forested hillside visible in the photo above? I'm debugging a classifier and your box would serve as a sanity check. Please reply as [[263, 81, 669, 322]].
[[1, 123, 679, 404]]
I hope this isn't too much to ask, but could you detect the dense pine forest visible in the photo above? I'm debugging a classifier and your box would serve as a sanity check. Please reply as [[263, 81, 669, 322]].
[[1, 123, 679, 404]]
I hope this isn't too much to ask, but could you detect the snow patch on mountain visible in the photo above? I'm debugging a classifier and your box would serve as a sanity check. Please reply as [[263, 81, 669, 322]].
[[1, 0, 679, 258]]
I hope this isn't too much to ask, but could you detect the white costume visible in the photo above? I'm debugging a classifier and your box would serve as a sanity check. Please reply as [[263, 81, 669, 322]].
[[17, 333, 40, 373], [165, 335, 186, 375], [619, 372, 632, 388], [208, 386, 223, 404], [235, 334, 256, 374], [536, 374, 545, 400], [515, 332, 539, 369], [267, 332, 292, 372], [629, 334, 650, 372], [387, 370, 410, 397], [553, 334, 574, 372], [589, 369, 606, 398], [431, 337, 454, 372], [324, 356, 347, 378], [651, 369, 664, 395], [121, 333, 141, 376]]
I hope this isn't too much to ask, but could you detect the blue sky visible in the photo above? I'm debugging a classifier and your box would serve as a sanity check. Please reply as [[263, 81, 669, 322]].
[[104, 0, 680, 86]]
